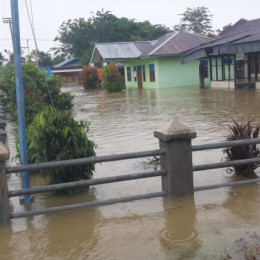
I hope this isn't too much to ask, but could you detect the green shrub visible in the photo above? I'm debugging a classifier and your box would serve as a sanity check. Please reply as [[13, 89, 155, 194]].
[[26, 106, 96, 194], [0, 63, 73, 125], [102, 63, 123, 92], [80, 65, 98, 89], [223, 120, 260, 177]]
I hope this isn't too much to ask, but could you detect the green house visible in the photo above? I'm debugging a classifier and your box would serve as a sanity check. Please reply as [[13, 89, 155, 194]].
[[90, 32, 211, 89]]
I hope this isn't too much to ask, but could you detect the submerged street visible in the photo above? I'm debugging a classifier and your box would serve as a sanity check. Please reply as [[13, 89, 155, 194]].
[[1, 85, 260, 259]]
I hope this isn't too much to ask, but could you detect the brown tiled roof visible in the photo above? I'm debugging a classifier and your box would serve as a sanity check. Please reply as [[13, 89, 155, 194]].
[[148, 31, 211, 56], [91, 31, 212, 63]]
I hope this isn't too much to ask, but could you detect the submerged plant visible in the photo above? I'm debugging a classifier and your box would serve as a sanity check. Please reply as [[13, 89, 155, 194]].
[[223, 119, 260, 177], [80, 65, 99, 89], [102, 63, 123, 92], [26, 106, 96, 194]]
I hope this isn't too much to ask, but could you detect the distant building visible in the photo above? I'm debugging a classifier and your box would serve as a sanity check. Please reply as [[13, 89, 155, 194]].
[[182, 18, 260, 89], [52, 58, 82, 84], [90, 32, 212, 89]]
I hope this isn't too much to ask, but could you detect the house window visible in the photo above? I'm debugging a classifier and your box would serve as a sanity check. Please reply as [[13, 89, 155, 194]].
[[200, 60, 208, 78], [210, 55, 234, 81], [149, 64, 155, 82], [134, 66, 137, 82], [127, 66, 131, 81], [204, 67, 208, 78], [142, 65, 146, 82], [223, 56, 234, 80], [247, 52, 260, 81]]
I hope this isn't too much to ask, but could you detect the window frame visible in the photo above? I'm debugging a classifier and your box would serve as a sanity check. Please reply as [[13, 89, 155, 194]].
[[149, 64, 155, 82]]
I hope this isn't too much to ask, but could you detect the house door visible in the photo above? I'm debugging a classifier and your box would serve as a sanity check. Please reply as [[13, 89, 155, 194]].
[[137, 66, 143, 89]]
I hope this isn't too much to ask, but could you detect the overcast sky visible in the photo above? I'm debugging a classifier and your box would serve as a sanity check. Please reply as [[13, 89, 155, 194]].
[[1, 0, 260, 57]]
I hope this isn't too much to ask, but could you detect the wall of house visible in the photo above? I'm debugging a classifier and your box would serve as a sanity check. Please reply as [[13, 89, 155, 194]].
[[211, 80, 235, 89], [158, 56, 210, 88], [124, 58, 159, 89], [53, 72, 80, 84], [124, 56, 209, 89]]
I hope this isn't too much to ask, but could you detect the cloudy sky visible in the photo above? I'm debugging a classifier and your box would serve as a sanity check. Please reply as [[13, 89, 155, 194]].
[[0, 0, 260, 57]]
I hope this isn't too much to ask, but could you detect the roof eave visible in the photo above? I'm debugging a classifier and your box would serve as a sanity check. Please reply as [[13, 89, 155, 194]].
[[140, 53, 180, 59]]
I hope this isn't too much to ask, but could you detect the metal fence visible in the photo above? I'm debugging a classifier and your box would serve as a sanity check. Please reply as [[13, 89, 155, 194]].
[[1, 122, 260, 224]]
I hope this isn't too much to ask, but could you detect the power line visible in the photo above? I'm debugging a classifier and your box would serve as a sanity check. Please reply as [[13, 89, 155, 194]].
[[2, 17, 13, 36], [24, 0, 39, 65], [0, 38, 54, 41], [24, 0, 55, 109], [2, 17, 13, 48]]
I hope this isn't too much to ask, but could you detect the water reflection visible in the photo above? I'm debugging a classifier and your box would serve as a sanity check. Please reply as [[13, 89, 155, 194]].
[[160, 195, 200, 259], [0, 225, 12, 259], [3, 201, 100, 259], [223, 182, 260, 221]]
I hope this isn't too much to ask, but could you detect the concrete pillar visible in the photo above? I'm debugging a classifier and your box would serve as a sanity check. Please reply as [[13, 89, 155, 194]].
[[154, 119, 196, 197], [199, 64, 205, 88], [0, 142, 10, 224]]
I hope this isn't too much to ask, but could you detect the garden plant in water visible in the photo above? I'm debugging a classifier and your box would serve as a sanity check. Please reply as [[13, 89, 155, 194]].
[[223, 119, 260, 177], [25, 106, 96, 194]]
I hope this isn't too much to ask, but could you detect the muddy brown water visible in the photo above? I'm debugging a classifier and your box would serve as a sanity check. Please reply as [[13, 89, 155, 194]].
[[1, 85, 260, 259]]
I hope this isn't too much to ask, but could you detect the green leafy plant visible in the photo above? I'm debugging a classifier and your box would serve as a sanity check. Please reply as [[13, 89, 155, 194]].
[[223, 120, 260, 177], [80, 65, 99, 89], [0, 63, 73, 125], [26, 106, 96, 194], [102, 63, 123, 92]]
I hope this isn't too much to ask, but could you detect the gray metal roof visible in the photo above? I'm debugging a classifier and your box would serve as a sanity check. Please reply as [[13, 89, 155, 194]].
[[181, 18, 260, 64], [91, 42, 144, 63], [90, 32, 211, 63]]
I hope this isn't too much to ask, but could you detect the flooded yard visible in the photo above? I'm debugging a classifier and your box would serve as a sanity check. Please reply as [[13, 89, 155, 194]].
[[1, 85, 260, 259]]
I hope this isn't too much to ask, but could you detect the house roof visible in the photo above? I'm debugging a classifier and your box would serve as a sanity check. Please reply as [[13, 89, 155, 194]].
[[54, 57, 80, 68], [52, 67, 82, 73], [90, 32, 212, 63], [91, 42, 143, 63], [181, 18, 260, 64]]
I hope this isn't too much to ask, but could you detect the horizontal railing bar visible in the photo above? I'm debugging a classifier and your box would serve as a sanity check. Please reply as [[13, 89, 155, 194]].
[[193, 157, 260, 172], [6, 149, 164, 174], [11, 191, 166, 219], [192, 138, 260, 151], [8, 170, 166, 197], [194, 177, 260, 191]]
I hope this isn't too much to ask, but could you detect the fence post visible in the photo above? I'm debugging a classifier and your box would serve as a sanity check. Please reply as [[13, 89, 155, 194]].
[[0, 142, 10, 224], [154, 119, 196, 197]]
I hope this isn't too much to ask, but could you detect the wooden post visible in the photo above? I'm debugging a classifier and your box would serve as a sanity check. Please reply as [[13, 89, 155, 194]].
[[154, 119, 196, 197], [0, 142, 10, 224]]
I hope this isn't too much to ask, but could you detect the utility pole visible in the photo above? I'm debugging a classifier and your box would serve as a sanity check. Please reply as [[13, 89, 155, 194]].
[[2, 17, 12, 36], [2, 18, 13, 50], [11, 0, 32, 203]]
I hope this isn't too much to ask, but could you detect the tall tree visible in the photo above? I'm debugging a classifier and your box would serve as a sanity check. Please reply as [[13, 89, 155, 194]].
[[174, 7, 213, 35], [54, 10, 171, 64], [31, 50, 54, 67]]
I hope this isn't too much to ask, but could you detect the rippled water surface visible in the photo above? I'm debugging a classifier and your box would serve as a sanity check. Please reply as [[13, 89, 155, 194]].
[[1, 85, 260, 259]]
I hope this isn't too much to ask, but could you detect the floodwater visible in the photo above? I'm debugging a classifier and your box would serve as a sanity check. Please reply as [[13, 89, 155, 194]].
[[1, 85, 260, 259]]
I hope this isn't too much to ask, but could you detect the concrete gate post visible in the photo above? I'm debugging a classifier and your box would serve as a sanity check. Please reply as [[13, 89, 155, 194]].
[[0, 142, 10, 224], [154, 119, 196, 197]]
